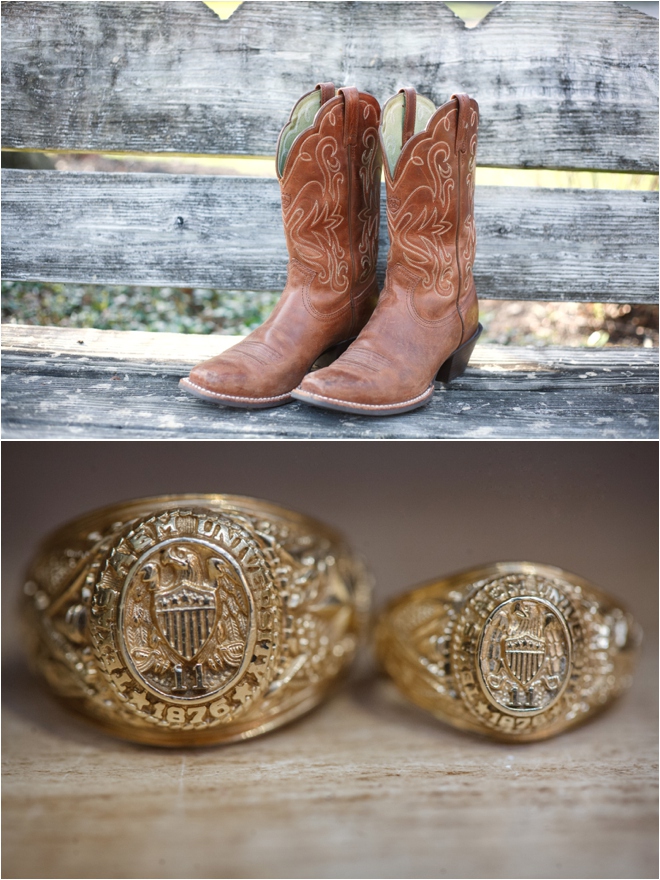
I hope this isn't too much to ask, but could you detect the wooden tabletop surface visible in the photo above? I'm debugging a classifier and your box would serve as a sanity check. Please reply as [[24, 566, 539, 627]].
[[3, 646, 657, 880]]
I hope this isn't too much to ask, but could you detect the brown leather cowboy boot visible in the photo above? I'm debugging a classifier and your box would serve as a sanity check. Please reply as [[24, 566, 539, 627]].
[[180, 83, 381, 408], [292, 89, 482, 416]]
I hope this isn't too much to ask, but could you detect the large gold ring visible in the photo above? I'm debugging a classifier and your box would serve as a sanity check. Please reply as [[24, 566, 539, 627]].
[[22, 495, 371, 746], [375, 562, 641, 742]]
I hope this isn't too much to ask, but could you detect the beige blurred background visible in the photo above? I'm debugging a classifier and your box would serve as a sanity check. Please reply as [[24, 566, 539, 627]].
[[2, 440, 657, 650]]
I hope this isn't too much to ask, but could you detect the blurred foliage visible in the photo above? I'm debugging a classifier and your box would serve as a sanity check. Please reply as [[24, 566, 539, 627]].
[[1, 282, 278, 336], [3, 281, 657, 348], [479, 300, 658, 348]]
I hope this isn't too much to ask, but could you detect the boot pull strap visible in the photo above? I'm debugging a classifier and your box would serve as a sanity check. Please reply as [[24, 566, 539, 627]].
[[316, 82, 336, 105], [399, 87, 417, 146], [452, 93, 471, 153], [338, 86, 359, 146]]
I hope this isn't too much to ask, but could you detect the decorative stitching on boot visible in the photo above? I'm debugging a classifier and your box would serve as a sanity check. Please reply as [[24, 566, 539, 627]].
[[237, 341, 283, 365], [293, 258, 352, 321], [337, 348, 392, 372], [389, 262, 455, 329], [357, 107, 381, 283], [282, 106, 351, 302], [400, 262, 460, 330], [386, 106, 458, 304]]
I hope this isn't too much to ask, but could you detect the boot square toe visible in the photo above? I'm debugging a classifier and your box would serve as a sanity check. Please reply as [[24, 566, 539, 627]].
[[292, 370, 434, 416], [180, 362, 293, 408]]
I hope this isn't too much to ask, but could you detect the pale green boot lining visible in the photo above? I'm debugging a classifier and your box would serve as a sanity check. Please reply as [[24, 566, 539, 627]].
[[381, 92, 436, 176], [277, 89, 325, 177]]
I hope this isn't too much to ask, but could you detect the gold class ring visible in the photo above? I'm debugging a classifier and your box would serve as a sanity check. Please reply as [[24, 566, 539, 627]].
[[375, 562, 641, 742], [22, 495, 371, 746]]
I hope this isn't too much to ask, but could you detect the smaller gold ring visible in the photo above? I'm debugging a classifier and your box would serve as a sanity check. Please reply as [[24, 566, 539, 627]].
[[22, 495, 371, 746], [375, 562, 641, 742]]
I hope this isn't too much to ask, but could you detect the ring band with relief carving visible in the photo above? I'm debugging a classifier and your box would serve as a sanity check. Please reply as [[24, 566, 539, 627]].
[[375, 562, 641, 742], [22, 495, 371, 746]]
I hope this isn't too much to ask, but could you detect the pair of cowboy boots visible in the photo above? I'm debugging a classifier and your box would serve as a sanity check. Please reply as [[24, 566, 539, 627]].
[[180, 83, 482, 416]]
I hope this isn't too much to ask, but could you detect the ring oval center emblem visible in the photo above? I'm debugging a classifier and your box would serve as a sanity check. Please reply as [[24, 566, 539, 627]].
[[119, 536, 255, 703], [477, 596, 572, 716], [88, 509, 281, 732]]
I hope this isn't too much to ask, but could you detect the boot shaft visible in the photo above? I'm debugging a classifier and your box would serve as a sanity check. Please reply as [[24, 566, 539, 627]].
[[380, 90, 479, 322], [277, 85, 382, 313]]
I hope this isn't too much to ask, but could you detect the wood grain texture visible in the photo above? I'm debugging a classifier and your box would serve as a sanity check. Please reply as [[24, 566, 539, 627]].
[[2, 1, 657, 172], [3, 170, 657, 303], [2, 326, 657, 440], [1, 325, 244, 362], [2, 650, 657, 880]]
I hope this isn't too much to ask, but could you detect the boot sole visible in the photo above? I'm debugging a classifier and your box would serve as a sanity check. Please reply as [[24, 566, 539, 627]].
[[290, 384, 435, 416], [179, 378, 293, 408], [179, 337, 356, 410], [291, 324, 483, 417]]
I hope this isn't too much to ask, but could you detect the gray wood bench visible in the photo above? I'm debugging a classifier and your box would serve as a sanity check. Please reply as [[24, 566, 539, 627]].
[[2, 0, 658, 439]]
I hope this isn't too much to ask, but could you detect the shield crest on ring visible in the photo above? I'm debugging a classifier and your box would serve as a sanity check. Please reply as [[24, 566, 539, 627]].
[[153, 581, 218, 662], [147, 541, 222, 663], [501, 600, 547, 685], [503, 634, 545, 685]]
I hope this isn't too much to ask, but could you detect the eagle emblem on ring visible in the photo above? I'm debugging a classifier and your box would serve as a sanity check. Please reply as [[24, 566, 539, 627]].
[[502, 604, 547, 685], [479, 597, 570, 714], [122, 541, 251, 699]]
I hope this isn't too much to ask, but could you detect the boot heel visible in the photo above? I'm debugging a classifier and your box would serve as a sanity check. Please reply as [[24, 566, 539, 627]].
[[311, 338, 355, 371], [435, 323, 482, 384]]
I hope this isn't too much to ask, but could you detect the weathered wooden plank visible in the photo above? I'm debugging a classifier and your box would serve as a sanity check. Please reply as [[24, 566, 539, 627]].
[[3, 324, 658, 375], [2, 1, 657, 172], [2, 326, 657, 439], [4, 334, 656, 394], [3, 657, 657, 880], [1, 324, 244, 362], [3, 170, 658, 303]]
